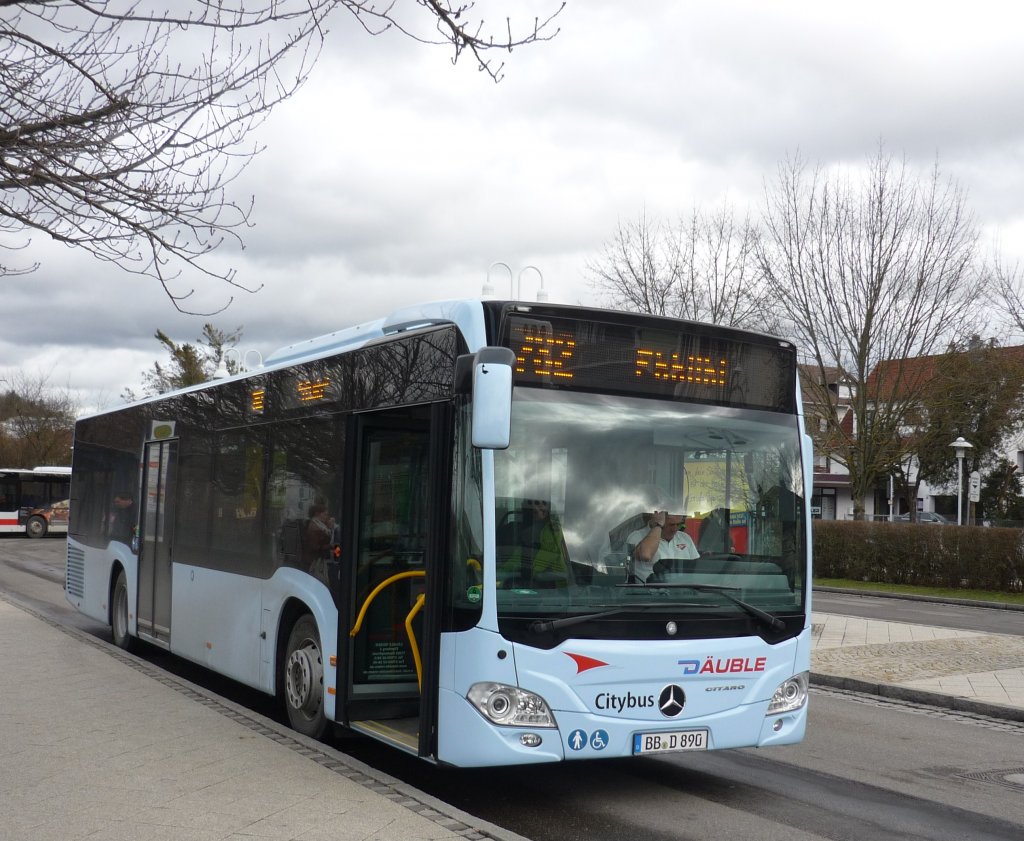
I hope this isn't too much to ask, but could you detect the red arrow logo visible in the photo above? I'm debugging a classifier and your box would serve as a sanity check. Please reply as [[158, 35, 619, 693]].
[[565, 652, 610, 673]]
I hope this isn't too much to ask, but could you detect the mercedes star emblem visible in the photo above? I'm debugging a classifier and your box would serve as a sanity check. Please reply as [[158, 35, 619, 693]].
[[659, 684, 686, 717]]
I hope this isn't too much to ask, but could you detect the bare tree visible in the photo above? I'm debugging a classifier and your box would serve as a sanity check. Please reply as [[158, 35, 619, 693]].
[[586, 204, 776, 331], [677, 203, 778, 332], [990, 253, 1024, 338], [758, 146, 983, 518], [587, 209, 679, 316], [0, 371, 76, 466], [1, 1, 563, 310]]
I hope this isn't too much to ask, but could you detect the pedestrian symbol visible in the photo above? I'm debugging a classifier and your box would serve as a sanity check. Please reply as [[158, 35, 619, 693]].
[[590, 729, 608, 750], [568, 729, 588, 751]]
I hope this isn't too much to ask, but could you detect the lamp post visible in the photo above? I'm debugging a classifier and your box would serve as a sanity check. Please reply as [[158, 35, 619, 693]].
[[482, 262, 548, 301], [517, 265, 548, 302], [948, 436, 974, 526]]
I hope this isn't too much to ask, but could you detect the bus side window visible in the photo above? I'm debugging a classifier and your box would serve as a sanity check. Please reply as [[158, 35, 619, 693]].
[[266, 416, 344, 587], [448, 406, 483, 630]]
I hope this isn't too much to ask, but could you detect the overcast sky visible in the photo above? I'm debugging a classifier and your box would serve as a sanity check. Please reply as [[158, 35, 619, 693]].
[[6, 0, 1024, 413]]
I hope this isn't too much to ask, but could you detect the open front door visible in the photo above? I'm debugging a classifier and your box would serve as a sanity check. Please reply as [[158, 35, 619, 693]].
[[346, 405, 448, 757], [136, 439, 178, 648]]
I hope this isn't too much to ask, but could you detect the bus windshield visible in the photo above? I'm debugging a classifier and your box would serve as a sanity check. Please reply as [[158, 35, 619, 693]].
[[492, 389, 806, 643]]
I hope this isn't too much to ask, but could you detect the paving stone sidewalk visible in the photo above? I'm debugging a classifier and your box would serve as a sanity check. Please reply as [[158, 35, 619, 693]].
[[0, 597, 525, 841], [812, 612, 1024, 712]]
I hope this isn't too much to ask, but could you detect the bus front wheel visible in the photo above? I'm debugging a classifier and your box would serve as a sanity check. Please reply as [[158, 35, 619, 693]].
[[26, 516, 47, 538], [284, 615, 327, 739], [111, 570, 134, 651]]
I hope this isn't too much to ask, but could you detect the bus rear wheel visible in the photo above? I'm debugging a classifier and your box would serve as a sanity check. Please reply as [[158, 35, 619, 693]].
[[111, 570, 134, 651], [26, 516, 47, 538], [284, 615, 327, 739]]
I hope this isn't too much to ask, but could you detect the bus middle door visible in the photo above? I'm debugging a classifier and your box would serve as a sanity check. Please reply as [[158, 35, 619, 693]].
[[136, 438, 178, 648]]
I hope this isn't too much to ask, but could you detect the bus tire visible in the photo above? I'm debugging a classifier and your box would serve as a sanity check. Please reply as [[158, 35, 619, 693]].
[[111, 569, 134, 651], [26, 516, 47, 538], [283, 614, 327, 739]]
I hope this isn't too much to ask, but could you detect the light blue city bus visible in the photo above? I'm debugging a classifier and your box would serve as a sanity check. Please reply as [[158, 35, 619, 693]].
[[66, 300, 811, 766]]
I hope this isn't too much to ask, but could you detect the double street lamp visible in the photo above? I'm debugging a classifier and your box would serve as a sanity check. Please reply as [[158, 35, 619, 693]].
[[948, 436, 974, 526]]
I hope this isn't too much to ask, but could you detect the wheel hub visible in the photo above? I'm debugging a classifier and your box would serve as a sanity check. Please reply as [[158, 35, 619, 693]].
[[285, 640, 322, 717]]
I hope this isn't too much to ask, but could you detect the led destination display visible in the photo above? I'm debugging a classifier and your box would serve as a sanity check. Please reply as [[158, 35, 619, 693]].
[[501, 312, 795, 413]]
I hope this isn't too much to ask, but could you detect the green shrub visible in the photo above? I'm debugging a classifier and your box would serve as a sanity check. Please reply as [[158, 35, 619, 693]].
[[812, 521, 1024, 592]]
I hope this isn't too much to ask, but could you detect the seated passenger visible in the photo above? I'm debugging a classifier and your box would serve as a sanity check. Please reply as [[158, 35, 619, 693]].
[[108, 491, 137, 546], [626, 508, 698, 582], [304, 503, 336, 572], [499, 499, 571, 587]]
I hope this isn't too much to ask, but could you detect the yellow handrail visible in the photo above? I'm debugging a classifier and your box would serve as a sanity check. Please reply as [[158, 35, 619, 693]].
[[349, 570, 427, 690], [349, 570, 426, 637], [404, 593, 426, 690]]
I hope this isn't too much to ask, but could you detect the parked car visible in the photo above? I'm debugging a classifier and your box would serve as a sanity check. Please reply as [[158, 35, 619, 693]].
[[894, 511, 950, 524]]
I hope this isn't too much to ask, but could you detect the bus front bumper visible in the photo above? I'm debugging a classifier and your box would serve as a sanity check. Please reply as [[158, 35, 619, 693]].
[[436, 687, 807, 767]]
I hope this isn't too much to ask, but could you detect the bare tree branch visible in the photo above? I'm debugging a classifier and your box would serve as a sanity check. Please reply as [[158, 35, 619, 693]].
[[1, 1, 563, 310]]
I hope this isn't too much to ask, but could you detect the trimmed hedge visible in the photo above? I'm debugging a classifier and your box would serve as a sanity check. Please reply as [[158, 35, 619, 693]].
[[813, 520, 1024, 592]]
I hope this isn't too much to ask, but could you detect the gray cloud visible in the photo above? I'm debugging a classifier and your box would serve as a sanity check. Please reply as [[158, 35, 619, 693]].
[[6, 0, 1024, 414]]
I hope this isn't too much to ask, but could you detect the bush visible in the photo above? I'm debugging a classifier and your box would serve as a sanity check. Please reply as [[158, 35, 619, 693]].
[[813, 520, 1024, 592]]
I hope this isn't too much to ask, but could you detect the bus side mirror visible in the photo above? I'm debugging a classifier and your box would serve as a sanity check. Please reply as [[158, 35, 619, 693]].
[[471, 347, 516, 450]]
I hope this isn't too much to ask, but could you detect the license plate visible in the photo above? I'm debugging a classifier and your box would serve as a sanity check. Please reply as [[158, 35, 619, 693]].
[[633, 729, 709, 755]]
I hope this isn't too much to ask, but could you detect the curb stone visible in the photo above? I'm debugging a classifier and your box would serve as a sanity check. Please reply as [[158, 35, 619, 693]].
[[814, 585, 1024, 612], [810, 670, 1024, 723]]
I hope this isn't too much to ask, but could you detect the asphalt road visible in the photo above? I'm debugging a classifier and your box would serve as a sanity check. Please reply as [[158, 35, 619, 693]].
[[3, 536, 1023, 841], [813, 590, 1024, 636], [0, 534, 106, 634], [355, 701, 1024, 841]]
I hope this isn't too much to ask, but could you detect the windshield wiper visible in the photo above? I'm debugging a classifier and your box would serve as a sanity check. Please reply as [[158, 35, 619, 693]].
[[527, 602, 701, 634], [528, 608, 627, 633], [619, 582, 786, 632]]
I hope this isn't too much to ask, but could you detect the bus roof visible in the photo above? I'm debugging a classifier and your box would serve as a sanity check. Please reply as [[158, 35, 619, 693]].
[[263, 299, 490, 365], [78, 297, 795, 422]]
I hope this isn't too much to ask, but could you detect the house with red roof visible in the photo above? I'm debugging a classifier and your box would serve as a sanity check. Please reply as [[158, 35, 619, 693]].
[[802, 345, 1024, 521]]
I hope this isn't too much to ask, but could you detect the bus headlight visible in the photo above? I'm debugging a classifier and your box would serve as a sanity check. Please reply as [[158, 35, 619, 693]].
[[766, 672, 808, 714], [467, 682, 556, 728]]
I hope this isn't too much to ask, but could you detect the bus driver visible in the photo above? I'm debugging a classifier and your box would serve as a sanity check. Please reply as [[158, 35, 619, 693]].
[[626, 508, 698, 582]]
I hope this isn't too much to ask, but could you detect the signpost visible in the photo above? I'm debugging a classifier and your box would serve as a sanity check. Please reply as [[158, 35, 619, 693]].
[[968, 470, 981, 503], [968, 470, 981, 525]]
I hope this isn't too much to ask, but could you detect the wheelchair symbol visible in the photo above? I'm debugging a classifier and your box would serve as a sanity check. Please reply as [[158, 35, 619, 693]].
[[590, 729, 608, 750]]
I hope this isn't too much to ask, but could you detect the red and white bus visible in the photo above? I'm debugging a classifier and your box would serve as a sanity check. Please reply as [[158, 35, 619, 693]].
[[0, 466, 72, 537]]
